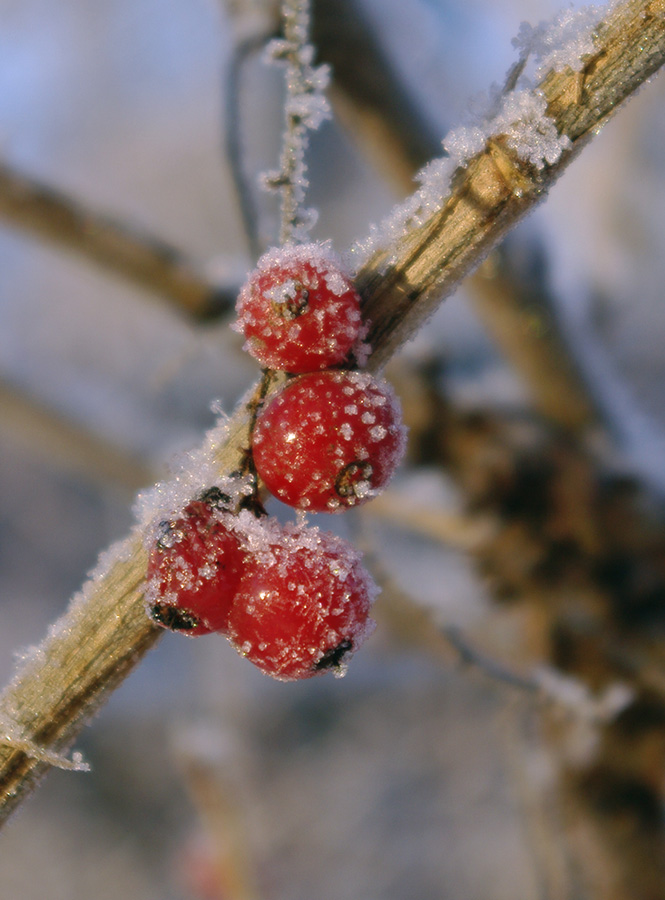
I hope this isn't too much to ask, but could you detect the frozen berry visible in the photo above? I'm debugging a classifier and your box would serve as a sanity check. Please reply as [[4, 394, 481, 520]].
[[228, 526, 376, 680], [233, 243, 362, 372], [252, 370, 407, 512], [145, 498, 246, 636]]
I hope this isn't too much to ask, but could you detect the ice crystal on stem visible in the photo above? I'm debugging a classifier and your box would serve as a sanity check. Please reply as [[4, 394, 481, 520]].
[[512, 5, 609, 82], [262, 0, 332, 245]]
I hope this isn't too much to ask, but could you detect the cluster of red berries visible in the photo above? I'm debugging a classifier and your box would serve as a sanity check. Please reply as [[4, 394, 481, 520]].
[[236, 243, 406, 512], [144, 244, 405, 680], [145, 490, 376, 680]]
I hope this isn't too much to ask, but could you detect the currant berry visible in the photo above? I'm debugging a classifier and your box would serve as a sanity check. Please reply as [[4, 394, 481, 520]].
[[233, 243, 362, 372], [252, 370, 407, 512], [227, 526, 377, 680], [145, 498, 246, 636]]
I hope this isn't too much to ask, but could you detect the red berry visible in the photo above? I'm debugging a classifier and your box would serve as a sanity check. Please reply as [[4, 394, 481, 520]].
[[252, 370, 406, 512], [227, 526, 376, 680], [145, 498, 246, 636], [233, 243, 362, 372]]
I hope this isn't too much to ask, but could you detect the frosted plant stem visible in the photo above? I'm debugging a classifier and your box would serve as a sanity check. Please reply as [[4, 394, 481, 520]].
[[265, 0, 331, 245], [0, 0, 663, 826], [0, 409, 257, 824], [0, 537, 159, 822], [278, 0, 309, 244], [0, 160, 234, 320]]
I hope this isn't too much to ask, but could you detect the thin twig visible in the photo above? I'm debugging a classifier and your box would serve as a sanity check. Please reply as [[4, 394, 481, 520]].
[[264, 0, 332, 244], [224, 32, 274, 260]]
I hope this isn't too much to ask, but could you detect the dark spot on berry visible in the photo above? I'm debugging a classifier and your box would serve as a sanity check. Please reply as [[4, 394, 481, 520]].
[[150, 603, 202, 632], [237, 493, 268, 517], [314, 639, 353, 671], [156, 520, 183, 551], [335, 460, 373, 500], [272, 282, 309, 320], [199, 486, 233, 510]]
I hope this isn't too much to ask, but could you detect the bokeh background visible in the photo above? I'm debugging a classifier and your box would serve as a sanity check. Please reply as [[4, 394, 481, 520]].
[[1, 1, 664, 897]]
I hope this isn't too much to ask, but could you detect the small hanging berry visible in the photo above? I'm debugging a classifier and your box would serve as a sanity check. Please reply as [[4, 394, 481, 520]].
[[227, 526, 376, 680], [145, 496, 246, 636], [252, 369, 407, 512], [233, 243, 362, 373]]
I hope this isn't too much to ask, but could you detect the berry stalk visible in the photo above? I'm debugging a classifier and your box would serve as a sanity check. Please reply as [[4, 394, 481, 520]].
[[263, 0, 331, 245]]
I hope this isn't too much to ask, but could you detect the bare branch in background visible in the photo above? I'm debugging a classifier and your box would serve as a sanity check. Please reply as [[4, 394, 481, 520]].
[[311, 0, 443, 189], [470, 238, 604, 431], [0, 161, 236, 320], [0, 378, 155, 492], [0, 0, 662, 826], [403, 357, 665, 898]]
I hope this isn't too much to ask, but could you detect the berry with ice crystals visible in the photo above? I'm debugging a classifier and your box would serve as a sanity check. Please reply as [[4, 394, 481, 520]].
[[145, 496, 246, 636], [233, 243, 362, 372], [228, 526, 376, 680], [252, 370, 406, 512]]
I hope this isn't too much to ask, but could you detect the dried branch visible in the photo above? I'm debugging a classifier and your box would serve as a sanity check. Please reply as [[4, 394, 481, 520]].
[[0, 161, 235, 320], [470, 239, 605, 431], [0, 410, 255, 822], [0, 0, 662, 825]]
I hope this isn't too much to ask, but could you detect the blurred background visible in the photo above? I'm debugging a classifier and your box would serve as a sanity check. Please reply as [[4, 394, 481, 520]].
[[1, 0, 664, 897]]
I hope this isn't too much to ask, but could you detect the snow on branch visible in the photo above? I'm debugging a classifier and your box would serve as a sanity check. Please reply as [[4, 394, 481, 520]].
[[0, 0, 663, 825], [352, 0, 665, 370]]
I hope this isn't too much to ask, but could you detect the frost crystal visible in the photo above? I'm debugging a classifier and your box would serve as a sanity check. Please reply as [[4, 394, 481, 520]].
[[494, 90, 572, 170], [133, 413, 253, 529], [513, 5, 608, 82]]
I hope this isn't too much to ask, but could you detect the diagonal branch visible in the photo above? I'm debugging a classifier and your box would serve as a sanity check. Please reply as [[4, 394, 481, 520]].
[[0, 161, 236, 320], [356, 0, 665, 373], [0, 0, 663, 825]]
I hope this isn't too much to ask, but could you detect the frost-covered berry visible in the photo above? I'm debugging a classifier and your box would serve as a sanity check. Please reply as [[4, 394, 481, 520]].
[[228, 526, 376, 680], [233, 243, 363, 372], [252, 370, 407, 512], [145, 498, 246, 636]]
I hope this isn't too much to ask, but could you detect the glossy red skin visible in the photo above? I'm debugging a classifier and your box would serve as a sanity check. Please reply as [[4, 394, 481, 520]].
[[146, 501, 246, 636], [235, 257, 362, 372], [252, 371, 406, 512], [228, 540, 374, 680]]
